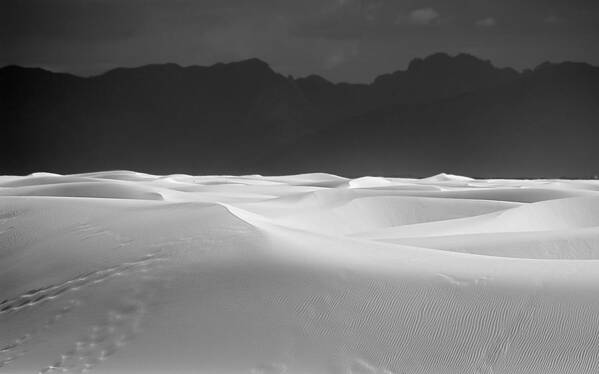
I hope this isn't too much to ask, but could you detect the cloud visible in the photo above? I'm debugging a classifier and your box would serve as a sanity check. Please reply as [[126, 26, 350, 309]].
[[3, 0, 599, 82], [323, 42, 359, 69], [0, 0, 142, 43], [362, 0, 385, 22], [475, 17, 497, 27], [408, 8, 440, 25], [544, 15, 563, 24], [290, 0, 367, 40]]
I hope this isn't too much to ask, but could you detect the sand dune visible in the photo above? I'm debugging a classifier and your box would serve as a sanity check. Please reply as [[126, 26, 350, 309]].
[[1, 171, 599, 373]]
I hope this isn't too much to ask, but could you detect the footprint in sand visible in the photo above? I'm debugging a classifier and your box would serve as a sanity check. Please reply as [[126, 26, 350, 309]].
[[0, 251, 168, 372]]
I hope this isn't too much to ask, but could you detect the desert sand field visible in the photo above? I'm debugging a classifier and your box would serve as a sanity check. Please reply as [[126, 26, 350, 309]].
[[1, 171, 599, 373]]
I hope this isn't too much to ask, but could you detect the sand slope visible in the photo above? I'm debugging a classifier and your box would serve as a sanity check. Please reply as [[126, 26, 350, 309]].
[[1, 171, 599, 373]]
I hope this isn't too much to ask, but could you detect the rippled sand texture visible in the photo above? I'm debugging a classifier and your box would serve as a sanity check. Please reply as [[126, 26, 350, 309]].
[[1, 171, 599, 373]]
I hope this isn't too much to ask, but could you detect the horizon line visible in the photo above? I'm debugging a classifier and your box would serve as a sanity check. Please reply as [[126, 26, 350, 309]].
[[2, 51, 597, 85]]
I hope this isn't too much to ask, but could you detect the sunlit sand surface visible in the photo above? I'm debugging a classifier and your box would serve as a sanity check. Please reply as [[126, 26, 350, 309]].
[[2, 171, 599, 373]]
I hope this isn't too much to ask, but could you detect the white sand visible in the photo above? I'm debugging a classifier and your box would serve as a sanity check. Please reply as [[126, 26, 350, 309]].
[[1, 171, 599, 373]]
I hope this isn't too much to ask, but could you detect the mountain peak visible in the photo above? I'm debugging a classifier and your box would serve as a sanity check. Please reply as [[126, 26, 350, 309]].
[[99, 63, 184, 79], [227, 58, 272, 71], [0, 65, 81, 83], [407, 52, 493, 73], [534, 61, 596, 73], [3, 53, 599, 177], [239, 57, 269, 66], [296, 74, 334, 88]]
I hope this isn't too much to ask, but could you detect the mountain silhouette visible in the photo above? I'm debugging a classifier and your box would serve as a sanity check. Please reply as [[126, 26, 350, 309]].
[[2, 53, 598, 177]]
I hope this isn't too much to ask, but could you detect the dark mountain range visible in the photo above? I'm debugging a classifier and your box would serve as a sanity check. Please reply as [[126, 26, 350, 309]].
[[2, 53, 598, 177]]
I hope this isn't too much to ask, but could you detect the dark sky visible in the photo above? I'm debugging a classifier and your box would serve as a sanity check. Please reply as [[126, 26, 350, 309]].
[[2, 0, 599, 82]]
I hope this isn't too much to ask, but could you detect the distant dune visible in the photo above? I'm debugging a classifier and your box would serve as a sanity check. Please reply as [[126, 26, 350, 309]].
[[2, 171, 599, 373]]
